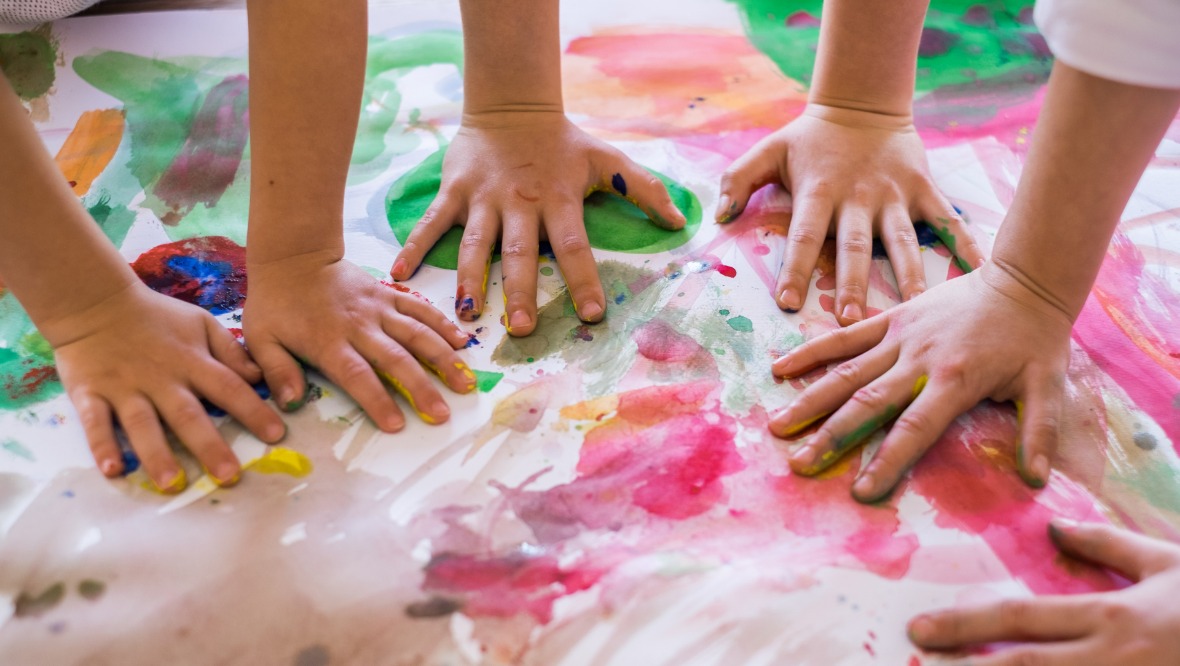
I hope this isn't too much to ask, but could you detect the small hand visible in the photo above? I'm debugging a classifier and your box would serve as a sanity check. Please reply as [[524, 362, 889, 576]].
[[50, 284, 287, 493], [390, 112, 686, 336], [718, 104, 985, 324], [243, 254, 476, 430], [769, 261, 1072, 502], [909, 519, 1180, 665]]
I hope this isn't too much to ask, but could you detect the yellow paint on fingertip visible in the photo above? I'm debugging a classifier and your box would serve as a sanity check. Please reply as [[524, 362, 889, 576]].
[[245, 447, 313, 477], [377, 370, 440, 424], [482, 255, 491, 294], [458, 363, 478, 391], [1015, 400, 1025, 423], [912, 374, 929, 399], [781, 412, 826, 437], [156, 468, 188, 494]]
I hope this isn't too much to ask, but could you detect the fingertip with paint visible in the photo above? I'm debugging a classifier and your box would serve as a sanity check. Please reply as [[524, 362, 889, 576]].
[[778, 287, 801, 312], [156, 468, 187, 495], [578, 300, 605, 322]]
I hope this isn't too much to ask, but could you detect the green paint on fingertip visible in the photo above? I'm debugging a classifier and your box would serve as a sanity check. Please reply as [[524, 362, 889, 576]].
[[932, 218, 974, 273], [473, 369, 504, 393]]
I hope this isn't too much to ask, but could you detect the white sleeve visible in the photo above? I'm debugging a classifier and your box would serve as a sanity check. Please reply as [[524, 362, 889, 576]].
[[0, 0, 101, 25], [1035, 0, 1180, 90]]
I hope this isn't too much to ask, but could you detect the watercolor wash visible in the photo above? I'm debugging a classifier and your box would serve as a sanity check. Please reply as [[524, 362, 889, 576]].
[[1, 2, 1179, 664]]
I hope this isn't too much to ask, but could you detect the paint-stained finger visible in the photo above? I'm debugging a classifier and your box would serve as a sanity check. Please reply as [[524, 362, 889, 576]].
[[250, 340, 308, 412], [942, 644, 1099, 666], [387, 288, 470, 350], [774, 195, 833, 312], [384, 313, 476, 395], [918, 196, 986, 272], [361, 333, 449, 424], [834, 204, 873, 326], [544, 203, 606, 323], [500, 211, 540, 337], [72, 391, 122, 477], [321, 347, 406, 432], [716, 136, 782, 223], [602, 156, 685, 230], [454, 205, 499, 322], [115, 395, 185, 493], [205, 316, 261, 384], [879, 204, 926, 301], [392, 192, 463, 281], [848, 381, 979, 502], [770, 347, 899, 439], [908, 596, 1097, 649], [1048, 519, 1180, 581], [192, 361, 286, 444], [158, 390, 241, 486], [1014, 374, 1064, 489], [772, 315, 889, 378]]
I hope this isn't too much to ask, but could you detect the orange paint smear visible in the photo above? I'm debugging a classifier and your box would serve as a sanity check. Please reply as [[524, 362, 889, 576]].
[[53, 108, 125, 197], [563, 29, 806, 139]]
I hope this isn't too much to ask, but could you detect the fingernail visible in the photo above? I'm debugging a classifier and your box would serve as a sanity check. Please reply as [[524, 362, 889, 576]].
[[391, 259, 408, 281], [509, 310, 531, 332], [715, 196, 733, 222], [790, 445, 818, 469], [100, 458, 121, 477], [386, 414, 406, 432], [773, 354, 796, 378], [458, 363, 478, 392], [264, 421, 287, 443], [456, 290, 482, 322], [779, 288, 801, 313], [1030, 454, 1050, 486], [279, 385, 306, 412], [853, 473, 875, 498], [213, 461, 240, 487], [907, 289, 924, 301], [840, 303, 863, 323], [431, 400, 450, 421], [156, 468, 187, 494], [908, 615, 934, 643], [579, 300, 604, 322]]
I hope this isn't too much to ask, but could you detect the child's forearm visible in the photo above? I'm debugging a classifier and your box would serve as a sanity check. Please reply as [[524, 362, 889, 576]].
[[244, 0, 367, 265], [0, 76, 138, 341], [809, 0, 929, 118], [459, 0, 563, 123], [990, 62, 1180, 320]]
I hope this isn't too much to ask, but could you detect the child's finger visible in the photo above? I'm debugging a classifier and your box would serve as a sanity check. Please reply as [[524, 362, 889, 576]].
[[774, 194, 833, 312], [158, 390, 241, 486], [388, 290, 470, 350], [769, 347, 898, 438], [193, 362, 286, 444], [1048, 520, 1180, 581], [834, 204, 873, 326], [384, 313, 475, 395], [1015, 374, 1064, 488], [601, 158, 685, 230], [500, 211, 540, 337], [363, 334, 448, 425], [879, 204, 927, 301], [72, 391, 122, 477], [251, 339, 308, 413], [392, 193, 463, 281], [772, 315, 889, 378], [952, 643, 1098, 666], [543, 204, 606, 323], [322, 347, 406, 432], [205, 316, 262, 383], [454, 205, 499, 322], [847, 382, 979, 502], [907, 595, 1095, 649], [716, 138, 781, 223], [115, 395, 185, 493], [917, 194, 986, 272]]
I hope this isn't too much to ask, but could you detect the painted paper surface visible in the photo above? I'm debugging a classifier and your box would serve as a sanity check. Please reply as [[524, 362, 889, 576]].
[[1, 2, 1179, 664]]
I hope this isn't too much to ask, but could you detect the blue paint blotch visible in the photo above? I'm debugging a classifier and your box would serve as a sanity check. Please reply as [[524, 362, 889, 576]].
[[611, 173, 627, 197]]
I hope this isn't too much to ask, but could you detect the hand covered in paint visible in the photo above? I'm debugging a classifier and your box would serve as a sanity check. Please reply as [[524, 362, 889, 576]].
[[47, 283, 287, 493], [909, 519, 1180, 665], [390, 112, 686, 336], [717, 104, 985, 325], [243, 254, 476, 429], [769, 260, 1071, 502]]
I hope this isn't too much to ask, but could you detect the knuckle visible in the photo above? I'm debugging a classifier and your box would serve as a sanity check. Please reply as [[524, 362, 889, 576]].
[[839, 235, 872, 257], [460, 230, 488, 249], [786, 226, 823, 249], [933, 359, 971, 389], [501, 240, 533, 259], [849, 182, 877, 205], [891, 228, 919, 246], [338, 358, 375, 386], [120, 405, 157, 431], [891, 410, 933, 438], [643, 175, 662, 192], [555, 232, 591, 255], [998, 599, 1033, 632], [829, 360, 864, 388], [806, 180, 833, 200], [170, 403, 208, 430], [1010, 651, 1049, 666], [1098, 600, 1136, 626], [848, 384, 887, 410]]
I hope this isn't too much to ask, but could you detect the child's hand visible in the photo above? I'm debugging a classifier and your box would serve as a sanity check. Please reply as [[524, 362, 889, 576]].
[[770, 260, 1072, 502], [243, 253, 476, 429], [48, 284, 287, 493], [909, 519, 1180, 665], [390, 112, 686, 336], [718, 104, 985, 324]]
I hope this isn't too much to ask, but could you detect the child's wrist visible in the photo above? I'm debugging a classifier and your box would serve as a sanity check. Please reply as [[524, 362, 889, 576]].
[[802, 98, 914, 131]]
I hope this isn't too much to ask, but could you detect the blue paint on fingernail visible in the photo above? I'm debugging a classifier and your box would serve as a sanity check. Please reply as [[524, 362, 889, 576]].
[[611, 173, 627, 196], [120, 449, 140, 475], [464, 333, 481, 348]]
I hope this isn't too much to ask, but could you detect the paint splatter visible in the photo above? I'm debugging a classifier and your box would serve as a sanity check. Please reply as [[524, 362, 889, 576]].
[[726, 315, 754, 332], [610, 173, 627, 196], [245, 447, 313, 478], [14, 582, 65, 618], [77, 579, 106, 600], [0, 29, 57, 100], [473, 369, 504, 393], [131, 236, 247, 314]]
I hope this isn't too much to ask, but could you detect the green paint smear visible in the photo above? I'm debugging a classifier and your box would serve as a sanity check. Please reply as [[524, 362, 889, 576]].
[[932, 217, 974, 272], [0, 30, 57, 100], [726, 315, 754, 332], [728, 0, 1048, 92], [14, 582, 65, 618], [387, 148, 702, 269], [836, 405, 900, 454], [77, 579, 106, 600], [2, 438, 34, 461], [473, 369, 504, 393]]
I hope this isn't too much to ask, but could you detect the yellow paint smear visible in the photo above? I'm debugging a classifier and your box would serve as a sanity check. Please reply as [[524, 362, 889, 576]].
[[245, 447, 313, 477], [781, 412, 826, 437], [912, 374, 928, 399], [560, 394, 620, 421], [53, 109, 125, 196], [377, 369, 438, 424]]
